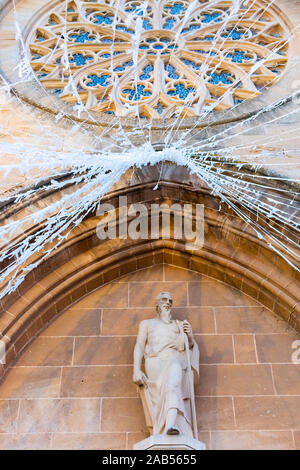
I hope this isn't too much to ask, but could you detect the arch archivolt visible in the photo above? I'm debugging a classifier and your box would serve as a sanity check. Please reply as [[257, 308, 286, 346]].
[[0, 164, 299, 381]]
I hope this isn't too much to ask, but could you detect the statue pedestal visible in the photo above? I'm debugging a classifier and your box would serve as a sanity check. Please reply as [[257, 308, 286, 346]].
[[133, 434, 206, 450]]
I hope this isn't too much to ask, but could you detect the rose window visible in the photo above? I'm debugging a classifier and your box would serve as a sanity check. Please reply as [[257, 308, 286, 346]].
[[28, 0, 290, 119]]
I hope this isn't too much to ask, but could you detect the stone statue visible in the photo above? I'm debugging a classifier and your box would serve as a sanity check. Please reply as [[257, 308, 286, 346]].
[[133, 291, 199, 439]]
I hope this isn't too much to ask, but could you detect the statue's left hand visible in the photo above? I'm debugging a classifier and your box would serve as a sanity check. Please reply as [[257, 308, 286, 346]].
[[183, 320, 194, 348]]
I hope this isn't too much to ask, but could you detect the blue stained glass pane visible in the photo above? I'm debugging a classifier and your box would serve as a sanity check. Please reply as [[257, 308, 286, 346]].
[[167, 3, 185, 15], [168, 84, 195, 99], [164, 64, 179, 79], [54, 89, 62, 95], [116, 25, 134, 34], [70, 53, 93, 66], [208, 72, 233, 85], [144, 65, 154, 73], [143, 19, 152, 30], [139, 45, 149, 49], [139, 64, 154, 80], [226, 50, 251, 63], [153, 44, 163, 49], [70, 32, 95, 43], [94, 15, 113, 25], [163, 18, 176, 30], [113, 61, 133, 71], [100, 53, 111, 58], [123, 84, 151, 101], [202, 12, 221, 23], [87, 74, 111, 87], [223, 29, 243, 40]]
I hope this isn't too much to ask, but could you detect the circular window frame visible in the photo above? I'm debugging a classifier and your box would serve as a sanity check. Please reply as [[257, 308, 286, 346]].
[[0, 0, 298, 132]]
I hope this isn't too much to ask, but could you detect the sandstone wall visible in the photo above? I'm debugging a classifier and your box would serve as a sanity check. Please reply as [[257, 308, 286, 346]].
[[0, 264, 299, 450]]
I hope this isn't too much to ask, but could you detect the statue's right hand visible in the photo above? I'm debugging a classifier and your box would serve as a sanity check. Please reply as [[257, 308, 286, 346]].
[[133, 370, 148, 388]]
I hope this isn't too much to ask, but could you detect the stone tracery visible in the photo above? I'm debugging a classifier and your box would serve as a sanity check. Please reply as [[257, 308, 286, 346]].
[[28, 0, 290, 119]]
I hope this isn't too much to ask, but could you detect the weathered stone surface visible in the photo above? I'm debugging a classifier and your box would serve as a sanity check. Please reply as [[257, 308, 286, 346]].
[[211, 431, 295, 450]]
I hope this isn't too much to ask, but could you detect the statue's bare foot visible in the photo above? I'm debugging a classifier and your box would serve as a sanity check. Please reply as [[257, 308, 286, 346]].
[[166, 426, 180, 435]]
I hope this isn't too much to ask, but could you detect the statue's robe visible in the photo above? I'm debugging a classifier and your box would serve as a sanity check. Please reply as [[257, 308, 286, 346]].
[[138, 318, 199, 436]]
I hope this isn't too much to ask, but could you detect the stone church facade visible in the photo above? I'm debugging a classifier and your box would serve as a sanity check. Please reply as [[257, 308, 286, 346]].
[[0, 0, 299, 450]]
